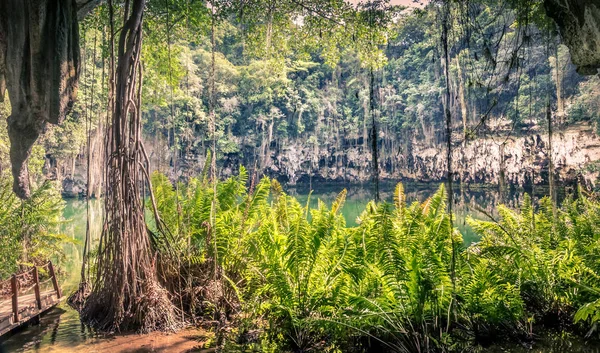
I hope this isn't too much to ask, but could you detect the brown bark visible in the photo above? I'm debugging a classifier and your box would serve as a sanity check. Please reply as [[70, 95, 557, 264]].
[[457, 57, 468, 140], [547, 98, 556, 213], [81, 0, 178, 332], [441, 0, 456, 322], [369, 68, 380, 202]]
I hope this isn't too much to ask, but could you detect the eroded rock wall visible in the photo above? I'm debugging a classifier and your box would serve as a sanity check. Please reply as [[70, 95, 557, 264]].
[[246, 122, 600, 187]]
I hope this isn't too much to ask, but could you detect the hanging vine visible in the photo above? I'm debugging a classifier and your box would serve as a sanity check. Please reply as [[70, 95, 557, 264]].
[[440, 0, 457, 329], [68, 17, 98, 309]]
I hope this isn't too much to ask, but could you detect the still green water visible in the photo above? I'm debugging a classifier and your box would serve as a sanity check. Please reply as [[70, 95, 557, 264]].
[[0, 199, 102, 353], [288, 182, 527, 245], [0, 183, 594, 352]]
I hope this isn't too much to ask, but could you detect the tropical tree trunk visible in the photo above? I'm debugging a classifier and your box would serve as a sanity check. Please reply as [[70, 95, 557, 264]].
[[369, 68, 380, 202], [499, 142, 507, 203], [547, 97, 556, 215], [81, 0, 178, 332], [441, 1, 454, 231]]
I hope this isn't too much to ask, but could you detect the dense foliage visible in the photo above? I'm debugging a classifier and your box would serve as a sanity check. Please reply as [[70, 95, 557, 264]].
[[134, 0, 599, 184], [1, 0, 599, 350], [0, 109, 69, 278], [150, 169, 600, 352], [10, 0, 599, 192], [0, 179, 68, 279]]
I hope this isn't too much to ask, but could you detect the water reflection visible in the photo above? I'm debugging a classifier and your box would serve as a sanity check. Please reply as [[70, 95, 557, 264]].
[[58, 199, 103, 293]]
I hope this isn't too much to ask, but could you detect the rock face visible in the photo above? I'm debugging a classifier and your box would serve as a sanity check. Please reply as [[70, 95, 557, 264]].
[[62, 177, 86, 198], [0, 0, 80, 198], [544, 0, 600, 75], [222, 122, 600, 188]]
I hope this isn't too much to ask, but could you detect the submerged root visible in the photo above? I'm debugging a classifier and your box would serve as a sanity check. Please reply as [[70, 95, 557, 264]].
[[67, 281, 91, 310]]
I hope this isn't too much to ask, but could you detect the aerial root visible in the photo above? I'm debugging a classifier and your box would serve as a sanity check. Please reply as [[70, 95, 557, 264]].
[[135, 278, 182, 333]]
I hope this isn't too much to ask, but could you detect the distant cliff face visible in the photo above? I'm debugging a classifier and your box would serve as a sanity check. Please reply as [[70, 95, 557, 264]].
[[216, 122, 600, 188], [448, 123, 600, 187], [57, 119, 599, 198]]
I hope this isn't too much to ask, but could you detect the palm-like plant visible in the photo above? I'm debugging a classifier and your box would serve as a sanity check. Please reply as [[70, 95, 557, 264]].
[[345, 184, 458, 352], [150, 174, 600, 350], [150, 166, 271, 316], [244, 184, 351, 351], [467, 193, 600, 334], [559, 193, 600, 332]]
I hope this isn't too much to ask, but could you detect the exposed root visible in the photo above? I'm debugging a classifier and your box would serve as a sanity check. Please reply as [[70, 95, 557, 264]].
[[67, 280, 91, 311], [81, 276, 181, 333]]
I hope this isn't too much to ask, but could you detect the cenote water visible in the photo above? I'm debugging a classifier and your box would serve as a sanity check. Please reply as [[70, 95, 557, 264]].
[[1, 182, 596, 352]]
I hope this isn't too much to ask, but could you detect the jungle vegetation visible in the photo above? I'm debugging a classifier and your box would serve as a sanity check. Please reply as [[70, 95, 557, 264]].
[[2, 0, 597, 192], [147, 168, 600, 352], [0, 0, 599, 352]]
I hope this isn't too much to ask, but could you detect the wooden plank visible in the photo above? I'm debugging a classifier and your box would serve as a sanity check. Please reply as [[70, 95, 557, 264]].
[[0, 290, 60, 337], [0, 262, 62, 338], [48, 262, 61, 298], [33, 266, 41, 310], [10, 275, 18, 323]]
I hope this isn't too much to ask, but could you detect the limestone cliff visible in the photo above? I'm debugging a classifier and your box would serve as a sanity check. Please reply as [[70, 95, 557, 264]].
[[234, 122, 600, 188]]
